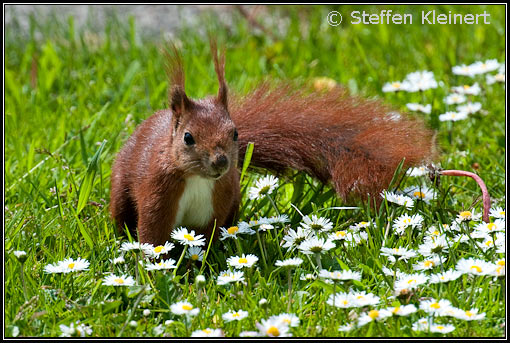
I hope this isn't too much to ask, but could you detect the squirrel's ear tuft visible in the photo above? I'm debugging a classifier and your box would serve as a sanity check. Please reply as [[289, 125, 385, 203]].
[[164, 43, 191, 117], [169, 86, 191, 120], [210, 38, 228, 109]]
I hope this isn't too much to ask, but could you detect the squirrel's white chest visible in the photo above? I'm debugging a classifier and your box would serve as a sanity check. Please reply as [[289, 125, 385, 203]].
[[174, 175, 215, 229]]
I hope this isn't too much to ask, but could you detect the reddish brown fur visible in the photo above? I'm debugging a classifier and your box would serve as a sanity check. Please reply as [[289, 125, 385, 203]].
[[230, 82, 437, 200], [110, 44, 438, 246]]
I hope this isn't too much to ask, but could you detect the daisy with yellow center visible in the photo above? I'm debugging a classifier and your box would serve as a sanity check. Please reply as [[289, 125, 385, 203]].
[[357, 308, 392, 327], [190, 328, 224, 337], [170, 301, 199, 316], [456, 257, 495, 276], [171, 227, 206, 247], [222, 309, 249, 322], [219, 223, 255, 240], [227, 254, 259, 269], [142, 241, 174, 258], [145, 258, 177, 271], [256, 318, 291, 337], [103, 274, 136, 286], [419, 298, 453, 315], [186, 246, 205, 262], [44, 257, 90, 274]]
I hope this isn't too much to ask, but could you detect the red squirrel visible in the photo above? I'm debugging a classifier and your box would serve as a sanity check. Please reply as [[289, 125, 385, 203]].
[[110, 42, 437, 246]]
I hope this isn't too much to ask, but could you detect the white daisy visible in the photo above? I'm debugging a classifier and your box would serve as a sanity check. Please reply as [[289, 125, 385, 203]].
[[418, 235, 450, 256], [227, 254, 259, 269], [219, 225, 255, 240], [171, 227, 206, 247], [326, 292, 354, 308], [413, 256, 443, 271], [222, 309, 249, 322], [452, 82, 481, 95], [103, 274, 136, 286], [170, 301, 199, 317], [406, 166, 429, 177], [59, 321, 93, 337], [393, 213, 424, 235], [403, 185, 436, 203], [419, 298, 453, 316], [142, 241, 174, 258], [44, 257, 90, 274], [486, 71, 505, 84], [394, 273, 428, 295], [301, 215, 334, 233], [387, 304, 417, 316], [344, 231, 368, 245], [350, 221, 372, 230], [382, 81, 411, 92], [110, 256, 125, 264], [120, 241, 143, 253], [265, 214, 291, 224], [430, 323, 456, 334], [439, 111, 469, 122], [275, 258, 303, 268], [489, 206, 505, 219], [186, 246, 205, 262], [456, 209, 482, 222], [357, 309, 392, 327], [412, 317, 434, 332], [444, 93, 467, 105], [319, 269, 362, 281], [429, 269, 462, 284], [471, 59, 500, 74], [491, 259, 505, 277], [380, 246, 417, 262], [406, 103, 432, 114], [328, 229, 350, 241], [452, 64, 479, 77], [338, 323, 356, 332], [448, 308, 486, 321], [456, 258, 495, 276], [350, 291, 381, 307], [191, 328, 224, 337], [380, 190, 414, 208], [271, 313, 300, 327], [297, 236, 335, 255], [403, 70, 438, 92], [281, 227, 312, 250], [248, 175, 279, 200], [256, 318, 291, 337], [217, 270, 245, 285], [145, 259, 177, 271], [456, 102, 482, 115]]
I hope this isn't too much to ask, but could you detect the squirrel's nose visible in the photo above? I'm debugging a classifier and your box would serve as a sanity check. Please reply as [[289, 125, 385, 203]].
[[212, 154, 229, 172]]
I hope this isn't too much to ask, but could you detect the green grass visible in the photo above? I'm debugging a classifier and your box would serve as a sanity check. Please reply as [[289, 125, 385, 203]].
[[5, 4, 506, 337]]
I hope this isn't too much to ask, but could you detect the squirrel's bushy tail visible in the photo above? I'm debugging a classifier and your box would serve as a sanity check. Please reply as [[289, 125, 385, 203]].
[[230, 82, 438, 200]]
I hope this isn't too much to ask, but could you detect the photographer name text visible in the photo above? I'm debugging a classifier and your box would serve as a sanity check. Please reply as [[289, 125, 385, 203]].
[[350, 10, 490, 25]]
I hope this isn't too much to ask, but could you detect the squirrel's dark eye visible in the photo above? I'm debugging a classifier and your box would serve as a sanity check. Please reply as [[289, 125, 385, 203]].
[[233, 129, 238, 142], [184, 132, 195, 145]]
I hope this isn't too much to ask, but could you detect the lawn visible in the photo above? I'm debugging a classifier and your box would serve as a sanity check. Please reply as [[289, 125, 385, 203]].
[[4, 4, 506, 337]]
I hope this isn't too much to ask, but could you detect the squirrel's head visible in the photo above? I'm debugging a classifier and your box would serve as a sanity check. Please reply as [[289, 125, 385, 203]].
[[165, 41, 238, 180]]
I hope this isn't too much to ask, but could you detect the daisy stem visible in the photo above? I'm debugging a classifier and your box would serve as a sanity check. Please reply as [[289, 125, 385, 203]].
[[118, 286, 146, 337], [287, 268, 292, 312], [267, 194, 280, 216], [314, 253, 322, 271], [19, 262, 28, 302], [173, 245, 189, 279], [255, 231, 268, 272], [134, 251, 140, 284], [234, 238, 243, 255]]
